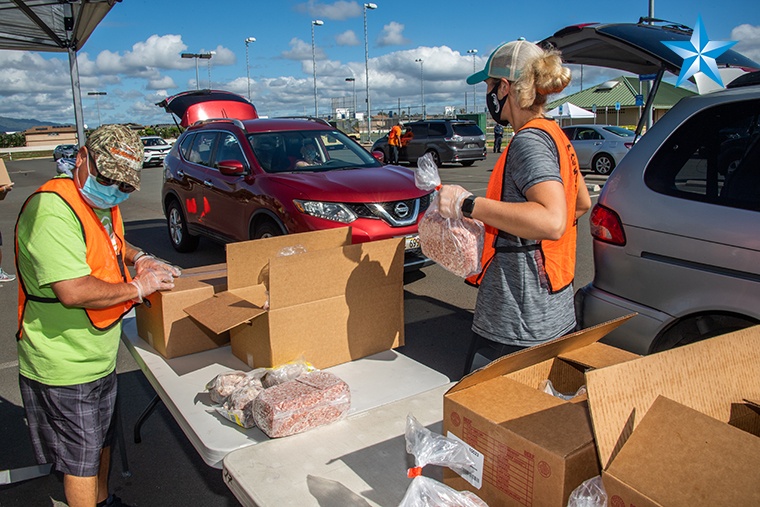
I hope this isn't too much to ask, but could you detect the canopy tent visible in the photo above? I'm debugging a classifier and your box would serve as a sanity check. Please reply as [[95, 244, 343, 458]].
[[547, 102, 595, 120], [0, 0, 119, 146]]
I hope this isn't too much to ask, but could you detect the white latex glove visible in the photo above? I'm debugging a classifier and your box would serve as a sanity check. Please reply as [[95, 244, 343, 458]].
[[130, 269, 176, 303], [135, 255, 182, 278], [437, 185, 473, 220]]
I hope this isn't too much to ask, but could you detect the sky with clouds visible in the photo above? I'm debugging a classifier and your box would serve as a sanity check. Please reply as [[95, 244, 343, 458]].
[[1, 0, 759, 128]]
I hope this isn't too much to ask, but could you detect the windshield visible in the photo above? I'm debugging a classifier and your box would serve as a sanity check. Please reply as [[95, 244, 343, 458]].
[[248, 129, 381, 173], [602, 126, 635, 137], [142, 137, 168, 147]]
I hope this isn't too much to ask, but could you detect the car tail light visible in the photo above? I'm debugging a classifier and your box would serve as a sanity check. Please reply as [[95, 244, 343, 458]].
[[624, 142, 634, 149], [589, 203, 626, 246], [445, 135, 463, 142]]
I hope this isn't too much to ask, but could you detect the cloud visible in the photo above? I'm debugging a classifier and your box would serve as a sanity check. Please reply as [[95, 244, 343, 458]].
[[378, 22, 409, 47], [336, 30, 360, 46], [731, 24, 760, 63], [282, 38, 326, 61], [148, 76, 176, 90], [296, 0, 362, 21]]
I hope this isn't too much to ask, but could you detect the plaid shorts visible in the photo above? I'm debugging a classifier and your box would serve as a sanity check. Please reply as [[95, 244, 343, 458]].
[[19, 371, 117, 477]]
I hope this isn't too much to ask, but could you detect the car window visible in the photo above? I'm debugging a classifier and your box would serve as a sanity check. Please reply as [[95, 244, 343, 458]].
[[188, 131, 217, 166], [577, 128, 603, 141], [452, 124, 483, 137], [142, 137, 168, 147], [410, 124, 427, 138], [428, 123, 448, 137], [249, 130, 379, 173], [602, 126, 635, 137], [562, 127, 577, 140], [645, 99, 760, 212], [178, 133, 195, 160], [214, 133, 247, 169]]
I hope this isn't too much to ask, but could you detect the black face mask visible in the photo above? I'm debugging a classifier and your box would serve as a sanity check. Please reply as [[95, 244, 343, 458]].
[[486, 83, 510, 126]]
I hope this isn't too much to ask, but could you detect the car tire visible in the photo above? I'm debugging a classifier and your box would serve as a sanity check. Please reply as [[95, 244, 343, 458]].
[[425, 150, 441, 167], [251, 219, 284, 240], [592, 153, 615, 175], [460, 161, 475, 167], [167, 199, 200, 253]]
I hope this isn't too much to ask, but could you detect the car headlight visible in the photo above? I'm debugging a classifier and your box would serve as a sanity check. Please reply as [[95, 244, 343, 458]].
[[293, 200, 357, 223]]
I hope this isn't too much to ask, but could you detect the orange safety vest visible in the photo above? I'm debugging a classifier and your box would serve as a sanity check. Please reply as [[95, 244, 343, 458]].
[[388, 125, 402, 147], [16, 178, 134, 339], [466, 118, 581, 293]]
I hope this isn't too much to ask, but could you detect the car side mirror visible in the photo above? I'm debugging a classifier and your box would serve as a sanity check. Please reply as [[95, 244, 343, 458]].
[[372, 150, 385, 164], [217, 159, 246, 175]]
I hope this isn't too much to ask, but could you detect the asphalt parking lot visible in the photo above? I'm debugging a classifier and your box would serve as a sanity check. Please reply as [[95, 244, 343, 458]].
[[0, 155, 602, 506]]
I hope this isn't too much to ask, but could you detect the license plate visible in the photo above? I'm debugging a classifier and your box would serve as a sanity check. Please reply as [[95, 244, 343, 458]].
[[404, 234, 421, 251], [465, 143, 477, 149]]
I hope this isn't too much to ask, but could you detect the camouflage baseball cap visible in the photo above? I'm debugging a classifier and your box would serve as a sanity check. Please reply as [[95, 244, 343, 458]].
[[85, 124, 144, 191]]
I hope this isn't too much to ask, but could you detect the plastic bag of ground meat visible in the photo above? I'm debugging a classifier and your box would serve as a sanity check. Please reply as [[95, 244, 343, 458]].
[[261, 359, 314, 388], [253, 371, 350, 438], [215, 377, 266, 428], [414, 153, 484, 278], [206, 371, 250, 404]]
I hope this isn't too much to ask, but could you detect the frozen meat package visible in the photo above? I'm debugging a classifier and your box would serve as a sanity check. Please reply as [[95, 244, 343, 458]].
[[253, 370, 350, 438]]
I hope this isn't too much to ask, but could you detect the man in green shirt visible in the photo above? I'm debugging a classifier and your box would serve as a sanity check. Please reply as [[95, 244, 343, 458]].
[[16, 124, 180, 507]]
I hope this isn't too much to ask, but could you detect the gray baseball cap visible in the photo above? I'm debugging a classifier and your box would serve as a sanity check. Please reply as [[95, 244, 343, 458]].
[[466, 39, 543, 85]]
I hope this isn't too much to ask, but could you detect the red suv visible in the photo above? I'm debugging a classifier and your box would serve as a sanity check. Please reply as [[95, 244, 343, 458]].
[[159, 90, 432, 269]]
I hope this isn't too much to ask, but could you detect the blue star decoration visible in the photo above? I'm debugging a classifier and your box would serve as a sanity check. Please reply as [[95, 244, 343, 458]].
[[662, 16, 737, 88]]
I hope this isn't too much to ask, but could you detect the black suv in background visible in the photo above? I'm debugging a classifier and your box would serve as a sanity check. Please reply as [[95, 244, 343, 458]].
[[372, 119, 486, 166]]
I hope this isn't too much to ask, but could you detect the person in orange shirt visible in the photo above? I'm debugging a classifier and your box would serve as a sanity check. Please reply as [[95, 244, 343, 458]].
[[388, 123, 402, 164]]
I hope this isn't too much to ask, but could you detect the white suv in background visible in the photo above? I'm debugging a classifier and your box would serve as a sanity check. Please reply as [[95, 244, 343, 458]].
[[141, 136, 172, 167]]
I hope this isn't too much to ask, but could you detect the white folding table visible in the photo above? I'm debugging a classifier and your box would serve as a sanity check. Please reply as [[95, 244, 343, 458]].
[[121, 315, 450, 468], [222, 383, 453, 507]]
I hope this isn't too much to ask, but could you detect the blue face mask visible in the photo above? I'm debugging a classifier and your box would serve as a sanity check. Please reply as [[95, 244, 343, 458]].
[[78, 157, 131, 209]]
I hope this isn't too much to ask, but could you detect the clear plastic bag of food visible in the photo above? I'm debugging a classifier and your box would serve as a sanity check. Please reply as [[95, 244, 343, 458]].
[[398, 476, 489, 507], [261, 359, 314, 388], [400, 414, 487, 507], [206, 371, 250, 404], [538, 379, 587, 401], [414, 153, 484, 278], [567, 475, 607, 507], [215, 376, 265, 429]]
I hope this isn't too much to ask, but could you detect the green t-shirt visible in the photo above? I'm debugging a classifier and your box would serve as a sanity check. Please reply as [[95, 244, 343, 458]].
[[17, 190, 122, 386]]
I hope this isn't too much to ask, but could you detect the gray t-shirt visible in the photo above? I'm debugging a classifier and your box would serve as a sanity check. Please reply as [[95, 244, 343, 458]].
[[472, 128, 576, 346]]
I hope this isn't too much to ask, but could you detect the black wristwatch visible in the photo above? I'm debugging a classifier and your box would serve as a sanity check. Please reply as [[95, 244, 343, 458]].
[[461, 195, 477, 218]]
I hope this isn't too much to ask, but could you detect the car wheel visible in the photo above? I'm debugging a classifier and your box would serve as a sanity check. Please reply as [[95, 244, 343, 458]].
[[167, 199, 199, 253], [251, 219, 284, 240], [651, 314, 758, 353], [460, 161, 475, 167], [426, 150, 441, 167], [592, 153, 615, 175]]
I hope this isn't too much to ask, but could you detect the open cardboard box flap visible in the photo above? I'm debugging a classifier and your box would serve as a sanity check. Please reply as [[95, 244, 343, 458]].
[[184, 285, 267, 335], [586, 324, 760, 470], [226, 227, 351, 290], [447, 314, 635, 395], [604, 395, 760, 506]]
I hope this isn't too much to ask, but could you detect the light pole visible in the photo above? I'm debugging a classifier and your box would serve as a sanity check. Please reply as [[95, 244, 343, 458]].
[[364, 3, 377, 141], [87, 91, 106, 127], [181, 52, 213, 90], [415, 58, 425, 120], [245, 37, 256, 102], [207, 51, 216, 89], [345, 77, 356, 119], [467, 49, 478, 113], [311, 19, 324, 117]]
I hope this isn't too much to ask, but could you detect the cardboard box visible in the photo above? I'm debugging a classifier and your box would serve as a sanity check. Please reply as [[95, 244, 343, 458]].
[[135, 263, 228, 358], [184, 227, 404, 370], [443, 316, 638, 507], [585, 325, 760, 506], [0, 158, 13, 200]]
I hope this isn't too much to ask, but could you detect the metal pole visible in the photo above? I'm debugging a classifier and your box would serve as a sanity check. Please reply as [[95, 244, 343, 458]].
[[312, 20, 323, 117], [467, 49, 478, 113], [69, 47, 85, 146], [245, 37, 256, 102], [415, 59, 424, 120], [364, 3, 377, 142], [87, 92, 107, 127], [195, 58, 200, 90]]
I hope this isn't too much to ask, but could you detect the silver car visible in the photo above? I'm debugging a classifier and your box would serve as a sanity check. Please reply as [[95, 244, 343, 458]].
[[562, 125, 634, 175], [576, 71, 760, 354]]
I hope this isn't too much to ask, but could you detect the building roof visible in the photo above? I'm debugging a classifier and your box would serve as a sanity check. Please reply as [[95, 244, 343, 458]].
[[24, 125, 77, 135], [549, 76, 696, 110]]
